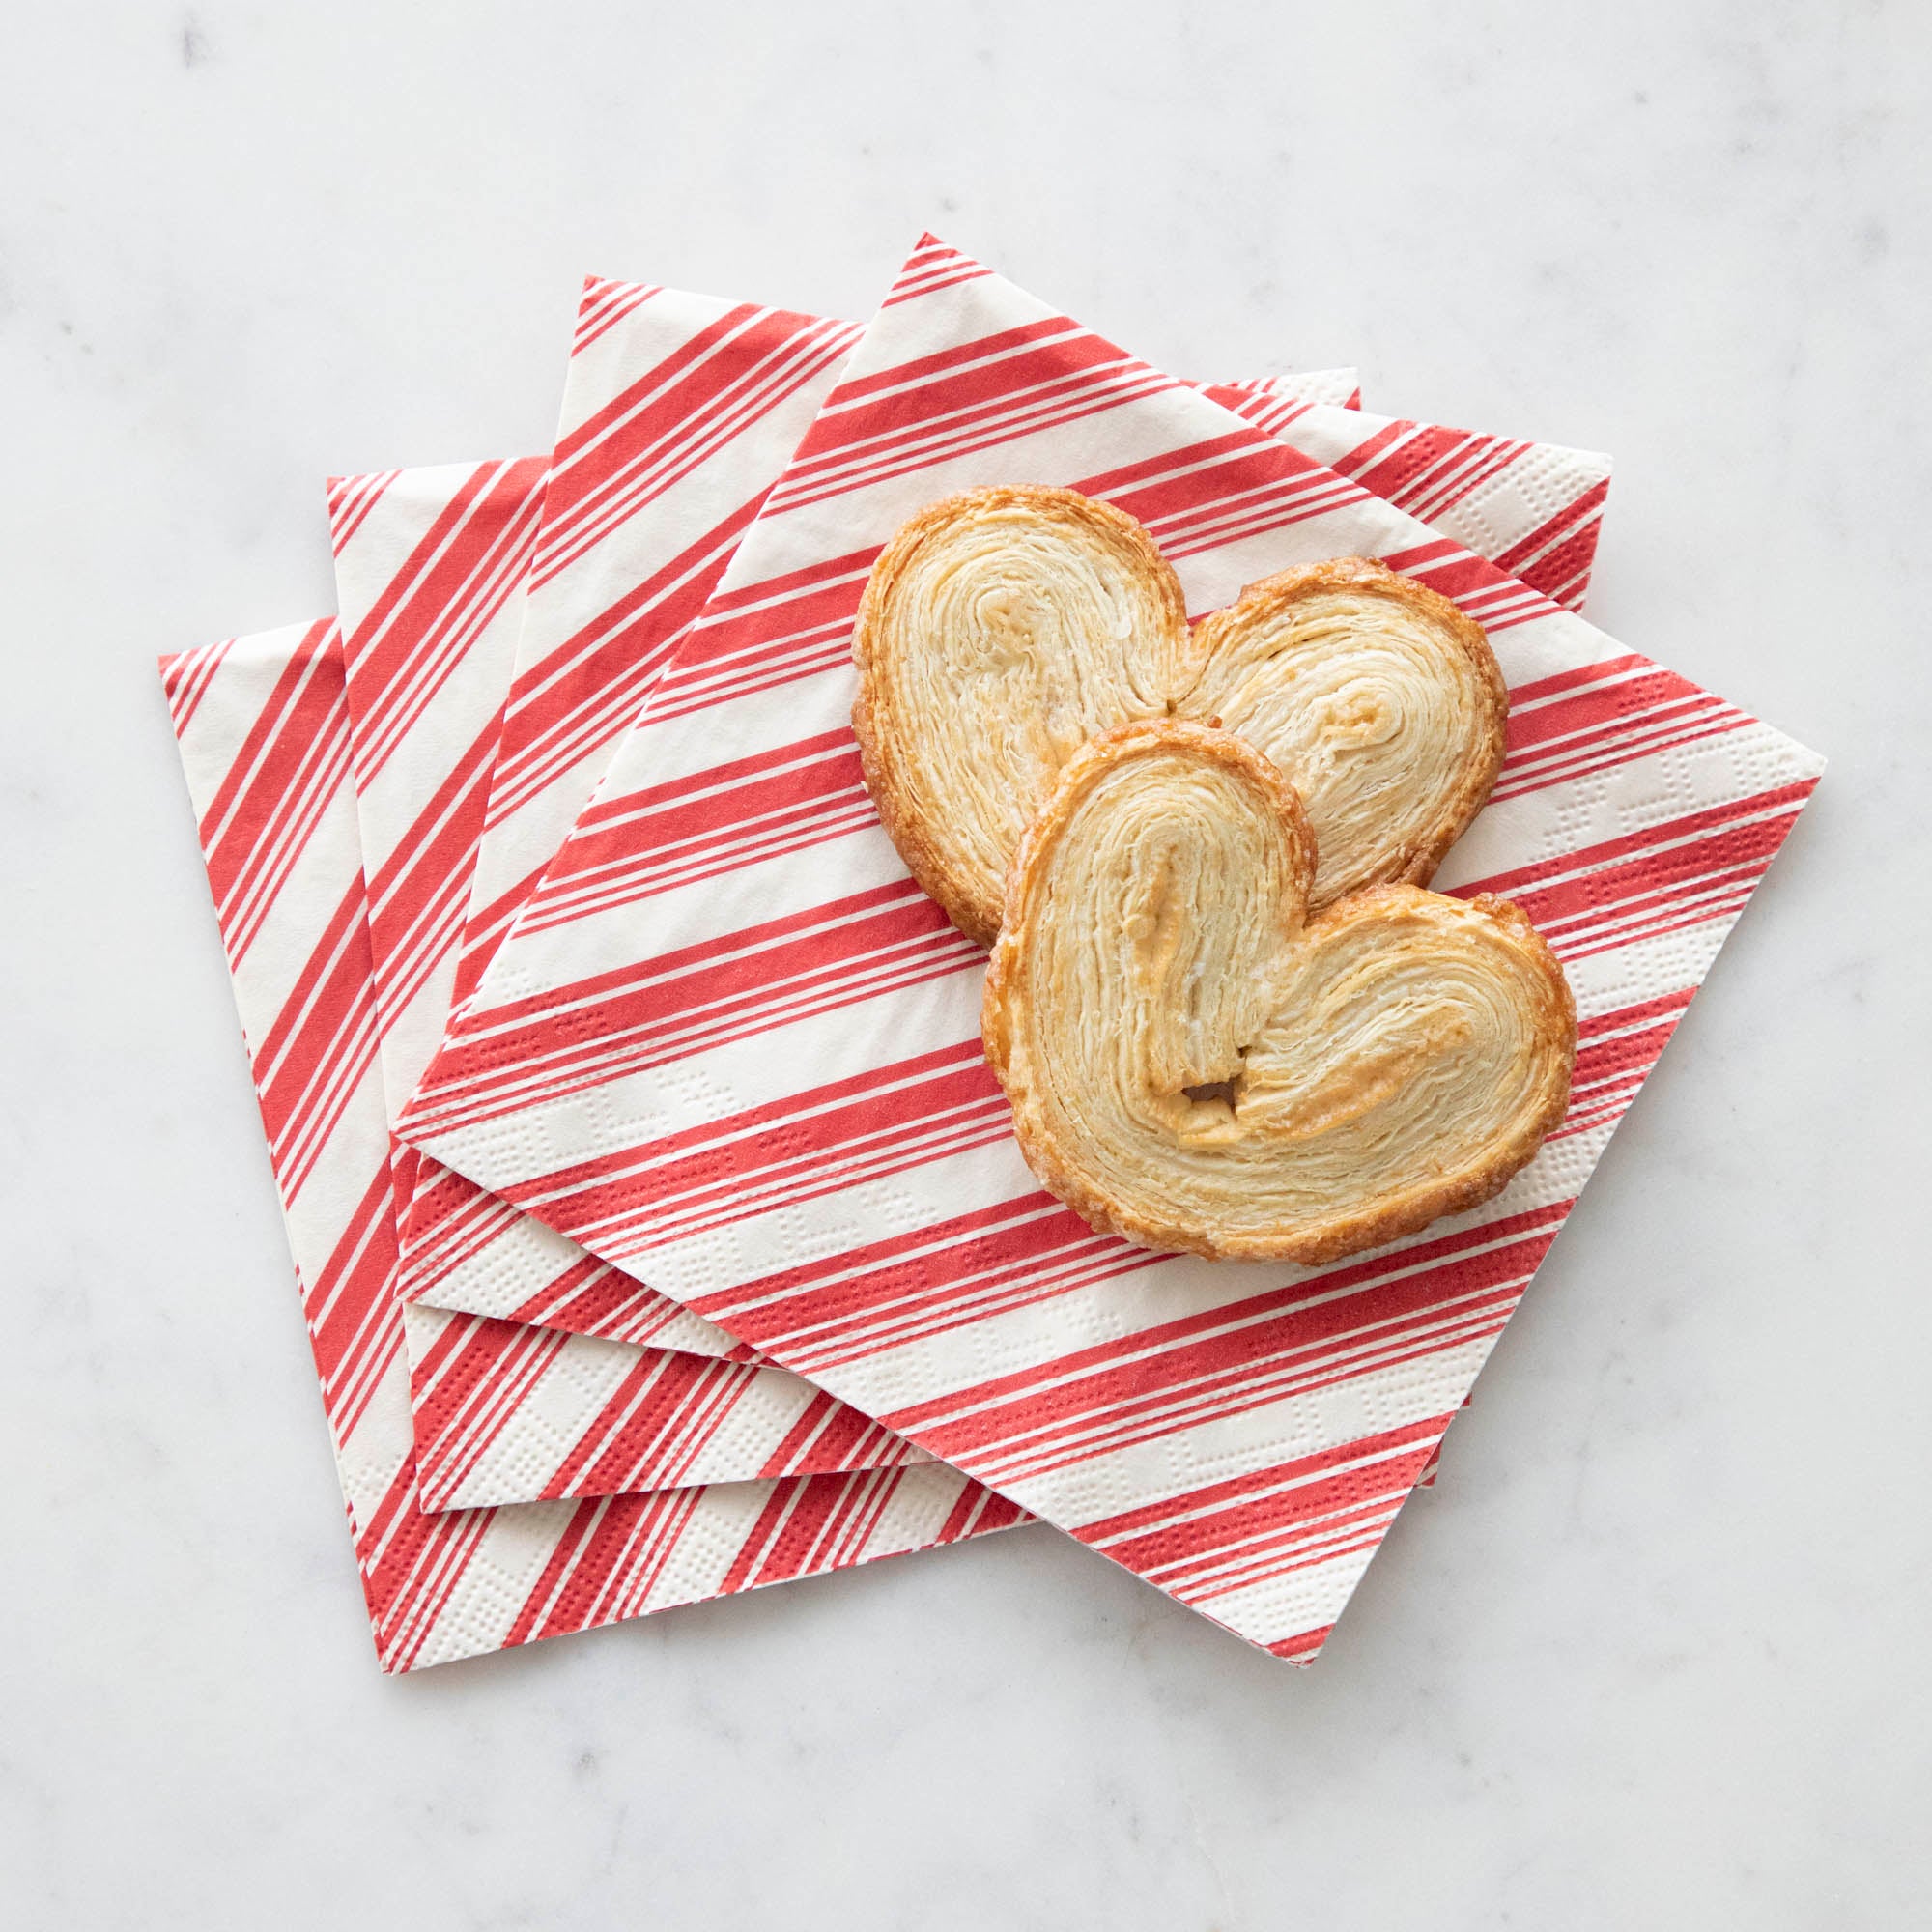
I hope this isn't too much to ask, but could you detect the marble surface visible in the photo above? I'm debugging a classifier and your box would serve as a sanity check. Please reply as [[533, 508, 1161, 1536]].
[[3, 3, 1929, 1924]]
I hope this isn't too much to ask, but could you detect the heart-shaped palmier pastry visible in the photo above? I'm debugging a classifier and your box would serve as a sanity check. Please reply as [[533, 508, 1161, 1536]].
[[981, 721, 1576, 1263], [853, 486, 1507, 945]]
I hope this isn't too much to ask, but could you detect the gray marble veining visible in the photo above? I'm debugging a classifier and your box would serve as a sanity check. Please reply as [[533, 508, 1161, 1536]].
[[1, 3, 1927, 1926]]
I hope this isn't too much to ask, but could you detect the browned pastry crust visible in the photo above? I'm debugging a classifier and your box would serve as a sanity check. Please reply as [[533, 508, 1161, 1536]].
[[982, 721, 1576, 1264], [854, 492, 1508, 943]]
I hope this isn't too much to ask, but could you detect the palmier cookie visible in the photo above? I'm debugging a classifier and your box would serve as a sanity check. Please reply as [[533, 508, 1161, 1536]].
[[981, 721, 1575, 1264]]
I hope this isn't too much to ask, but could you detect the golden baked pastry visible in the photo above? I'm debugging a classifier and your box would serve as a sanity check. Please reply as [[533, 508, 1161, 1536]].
[[981, 722, 1576, 1264], [853, 489, 1506, 944]]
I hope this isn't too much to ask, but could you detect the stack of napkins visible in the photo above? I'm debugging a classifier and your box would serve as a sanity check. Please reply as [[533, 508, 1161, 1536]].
[[163, 235, 1821, 1671]]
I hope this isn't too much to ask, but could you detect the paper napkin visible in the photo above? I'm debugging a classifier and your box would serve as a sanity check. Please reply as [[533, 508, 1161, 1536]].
[[381, 279, 1611, 1520], [339, 281, 1372, 1510], [391, 280, 1363, 1351], [160, 618, 1024, 1668], [403, 237, 1821, 1662], [393, 280, 1613, 1382]]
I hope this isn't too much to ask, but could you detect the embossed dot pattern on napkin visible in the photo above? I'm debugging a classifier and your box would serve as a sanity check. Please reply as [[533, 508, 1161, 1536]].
[[400, 238, 1823, 1662]]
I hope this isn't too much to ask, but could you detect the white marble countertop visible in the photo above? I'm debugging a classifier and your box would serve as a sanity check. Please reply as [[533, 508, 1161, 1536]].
[[4, 4, 1928, 1925]]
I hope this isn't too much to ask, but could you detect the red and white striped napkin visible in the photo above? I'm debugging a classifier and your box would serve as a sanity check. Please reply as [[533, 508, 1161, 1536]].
[[401, 236, 1822, 1662], [340, 281, 1379, 1513], [389, 282, 1362, 1356], [159, 618, 1025, 1668], [377, 277, 1612, 1521]]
